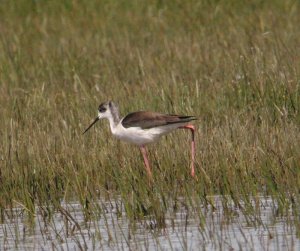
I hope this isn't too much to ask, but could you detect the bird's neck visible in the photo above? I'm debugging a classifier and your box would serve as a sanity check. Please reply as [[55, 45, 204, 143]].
[[108, 109, 121, 131]]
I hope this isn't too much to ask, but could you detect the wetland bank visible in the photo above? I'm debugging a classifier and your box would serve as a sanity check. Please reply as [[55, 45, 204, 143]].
[[0, 0, 299, 250]]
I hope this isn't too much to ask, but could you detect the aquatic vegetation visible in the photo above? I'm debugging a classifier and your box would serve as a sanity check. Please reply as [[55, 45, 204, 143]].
[[0, 0, 299, 249]]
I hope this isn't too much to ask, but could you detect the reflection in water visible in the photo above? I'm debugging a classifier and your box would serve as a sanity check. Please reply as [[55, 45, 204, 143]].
[[0, 196, 299, 250]]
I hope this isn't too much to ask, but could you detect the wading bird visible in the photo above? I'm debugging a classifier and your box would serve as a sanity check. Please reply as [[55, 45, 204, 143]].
[[83, 101, 196, 178]]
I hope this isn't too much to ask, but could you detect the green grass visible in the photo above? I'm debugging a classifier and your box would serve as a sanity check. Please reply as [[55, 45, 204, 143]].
[[0, 0, 299, 232]]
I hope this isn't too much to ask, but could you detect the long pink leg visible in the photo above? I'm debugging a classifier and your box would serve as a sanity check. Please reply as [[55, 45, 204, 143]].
[[180, 125, 195, 177], [140, 145, 152, 179]]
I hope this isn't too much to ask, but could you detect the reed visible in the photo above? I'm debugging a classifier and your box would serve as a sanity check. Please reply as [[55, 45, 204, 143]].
[[0, 0, 299, 240]]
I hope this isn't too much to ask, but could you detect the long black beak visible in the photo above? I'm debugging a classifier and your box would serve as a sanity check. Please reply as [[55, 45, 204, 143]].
[[83, 117, 100, 134]]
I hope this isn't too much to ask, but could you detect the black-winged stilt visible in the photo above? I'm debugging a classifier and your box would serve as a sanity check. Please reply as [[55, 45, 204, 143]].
[[83, 101, 196, 178]]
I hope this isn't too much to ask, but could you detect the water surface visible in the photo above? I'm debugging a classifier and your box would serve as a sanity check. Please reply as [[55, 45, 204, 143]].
[[0, 196, 298, 250]]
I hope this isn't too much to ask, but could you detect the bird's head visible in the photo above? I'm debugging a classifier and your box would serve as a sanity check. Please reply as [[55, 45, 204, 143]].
[[83, 101, 117, 134]]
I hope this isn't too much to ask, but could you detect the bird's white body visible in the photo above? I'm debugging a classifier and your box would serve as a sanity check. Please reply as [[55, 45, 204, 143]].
[[111, 119, 186, 146]]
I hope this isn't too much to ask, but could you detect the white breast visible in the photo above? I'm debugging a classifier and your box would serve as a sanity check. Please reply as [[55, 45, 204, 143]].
[[111, 123, 181, 146]]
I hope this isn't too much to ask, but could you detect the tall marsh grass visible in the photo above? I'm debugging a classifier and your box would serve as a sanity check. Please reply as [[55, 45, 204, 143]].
[[0, 0, 299, 233]]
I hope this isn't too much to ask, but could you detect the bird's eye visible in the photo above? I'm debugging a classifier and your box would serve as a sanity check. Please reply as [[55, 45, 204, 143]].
[[99, 107, 106, 113]]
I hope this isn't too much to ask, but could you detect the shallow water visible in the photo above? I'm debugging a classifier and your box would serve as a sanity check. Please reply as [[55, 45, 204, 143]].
[[0, 196, 299, 250]]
